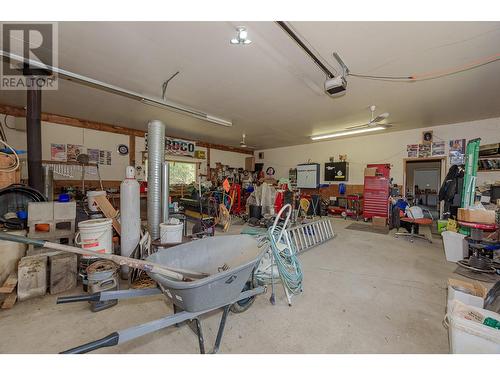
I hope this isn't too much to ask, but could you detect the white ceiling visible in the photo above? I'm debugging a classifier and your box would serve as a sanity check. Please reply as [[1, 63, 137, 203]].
[[1, 21, 500, 149]]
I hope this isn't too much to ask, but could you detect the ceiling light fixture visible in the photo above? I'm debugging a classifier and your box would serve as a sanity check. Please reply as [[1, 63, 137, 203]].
[[0, 50, 233, 127], [230, 26, 252, 45], [311, 126, 386, 141]]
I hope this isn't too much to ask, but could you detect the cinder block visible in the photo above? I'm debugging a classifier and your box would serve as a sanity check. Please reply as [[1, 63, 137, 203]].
[[49, 253, 77, 294], [27, 202, 54, 222], [17, 255, 48, 301], [53, 201, 76, 221]]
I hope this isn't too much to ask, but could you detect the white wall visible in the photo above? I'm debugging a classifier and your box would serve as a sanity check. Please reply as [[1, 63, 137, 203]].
[[256, 117, 500, 186], [2, 115, 249, 181]]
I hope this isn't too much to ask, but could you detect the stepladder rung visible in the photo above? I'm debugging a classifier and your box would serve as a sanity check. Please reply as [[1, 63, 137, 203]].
[[286, 218, 334, 254]]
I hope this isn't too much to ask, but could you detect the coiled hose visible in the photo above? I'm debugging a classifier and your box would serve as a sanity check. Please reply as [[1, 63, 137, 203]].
[[267, 223, 303, 295]]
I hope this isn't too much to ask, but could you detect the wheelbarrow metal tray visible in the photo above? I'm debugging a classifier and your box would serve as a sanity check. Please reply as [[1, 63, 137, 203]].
[[147, 234, 265, 312]]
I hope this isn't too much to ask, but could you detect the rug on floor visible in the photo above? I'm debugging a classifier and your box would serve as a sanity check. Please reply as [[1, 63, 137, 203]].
[[345, 222, 390, 235]]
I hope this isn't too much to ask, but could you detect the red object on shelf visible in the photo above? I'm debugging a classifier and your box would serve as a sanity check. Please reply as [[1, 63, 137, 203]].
[[363, 164, 390, 220], [457, 220, 498, 231]]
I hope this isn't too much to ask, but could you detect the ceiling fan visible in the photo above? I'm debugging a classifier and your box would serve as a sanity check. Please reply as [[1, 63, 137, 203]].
[[346, 105, 393, 130], [238, 133, 256, 149]]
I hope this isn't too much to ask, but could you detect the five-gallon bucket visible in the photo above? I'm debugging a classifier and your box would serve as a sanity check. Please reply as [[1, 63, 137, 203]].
[[159, 222, 183, 244], [86, 190, 106, 212], [76, 218, 113, 259], [442, 230, 468, 263]]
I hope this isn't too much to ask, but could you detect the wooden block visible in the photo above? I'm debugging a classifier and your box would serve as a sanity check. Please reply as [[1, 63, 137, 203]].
[[1, 291, 17, 309], [49, 253, 77, 295], [17, 256, 47, 302], [94, 195, 121, 235], [0, 273, 18, 294]]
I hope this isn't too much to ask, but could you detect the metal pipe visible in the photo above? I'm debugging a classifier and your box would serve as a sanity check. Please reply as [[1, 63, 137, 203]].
[[42, 165, 54, 201], [147, 120, 165, 240], [162, 161, 169, 223], [0, 50, 232, 127], [26, 86, 43, 193]]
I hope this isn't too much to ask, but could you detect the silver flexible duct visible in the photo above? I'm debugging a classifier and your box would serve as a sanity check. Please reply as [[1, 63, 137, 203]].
[[147, 120, 165, 240], [162, 161, 170, 223]]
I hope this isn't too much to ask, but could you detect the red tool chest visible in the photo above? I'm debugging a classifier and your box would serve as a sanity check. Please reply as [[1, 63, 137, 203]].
[[363, 164, 390, 220]]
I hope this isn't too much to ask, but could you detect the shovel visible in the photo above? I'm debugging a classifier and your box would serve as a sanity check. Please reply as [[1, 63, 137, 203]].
[[0, 232, 208, 281]]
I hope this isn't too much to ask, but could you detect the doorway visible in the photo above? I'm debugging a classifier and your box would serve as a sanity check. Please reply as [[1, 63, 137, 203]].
[[404, 159, 443, 219]]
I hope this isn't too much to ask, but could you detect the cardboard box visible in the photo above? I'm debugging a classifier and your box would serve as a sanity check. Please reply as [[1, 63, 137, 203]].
[[372, 216, 387, 227], [457, 208, 496, 224], [364, 167, 377, 177], [245, 156, 255, 172], [447, 278, 487, 312]]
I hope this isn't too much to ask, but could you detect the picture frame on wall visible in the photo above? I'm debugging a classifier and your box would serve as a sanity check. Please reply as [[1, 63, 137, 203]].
[[422, 130, 433, 144]]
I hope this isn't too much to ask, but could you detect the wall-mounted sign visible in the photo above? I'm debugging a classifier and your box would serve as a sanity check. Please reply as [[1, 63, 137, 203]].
[[165, 137, 195, 157]]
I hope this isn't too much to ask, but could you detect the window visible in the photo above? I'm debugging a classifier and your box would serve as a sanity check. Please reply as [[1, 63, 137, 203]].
[[168, 161, 196, 185]]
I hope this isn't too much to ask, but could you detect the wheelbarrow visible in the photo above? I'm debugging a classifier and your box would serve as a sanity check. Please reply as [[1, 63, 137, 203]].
[[0, 233, 267, 354]]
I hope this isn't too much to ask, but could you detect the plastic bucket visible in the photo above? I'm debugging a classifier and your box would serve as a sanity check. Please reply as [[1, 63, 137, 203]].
[[76, 218, 113, 259], [441, 230, 468, 263], [446, 300, 500, 353], [159, 222, 183, 244], [86, 190, 106, 212]]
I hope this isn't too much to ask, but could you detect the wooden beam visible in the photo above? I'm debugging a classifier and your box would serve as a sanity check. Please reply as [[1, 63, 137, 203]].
[[0, 273, 18, 294], [129, 134, 136, 166], [0, 103, 254, 155]]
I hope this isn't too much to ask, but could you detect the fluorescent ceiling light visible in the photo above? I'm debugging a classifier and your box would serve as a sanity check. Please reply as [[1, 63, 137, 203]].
[[311, 126, 385, 141], [0, 50, 233, 127]]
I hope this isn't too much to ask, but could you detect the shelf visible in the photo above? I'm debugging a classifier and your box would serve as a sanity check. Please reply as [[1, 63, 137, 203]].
[[478, 169, 500, 172], [479, 155, 500, 159]]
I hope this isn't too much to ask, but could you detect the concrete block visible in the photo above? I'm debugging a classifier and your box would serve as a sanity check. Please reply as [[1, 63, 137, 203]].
[[27, 202, 54, 222], [53, 201, 76, 221], [49, 253, 77, 295], [17, 255, 47, 301]]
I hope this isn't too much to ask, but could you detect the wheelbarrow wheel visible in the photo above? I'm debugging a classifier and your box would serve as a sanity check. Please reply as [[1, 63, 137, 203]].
[[230, 280, 256, 313]]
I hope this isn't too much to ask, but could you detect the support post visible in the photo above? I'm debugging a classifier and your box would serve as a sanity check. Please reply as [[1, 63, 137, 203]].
[[26, 86, 43, 192]]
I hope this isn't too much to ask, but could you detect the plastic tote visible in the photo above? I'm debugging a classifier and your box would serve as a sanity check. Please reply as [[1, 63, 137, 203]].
[[441, 230, 468, 262], [446, 300, 500, 354]]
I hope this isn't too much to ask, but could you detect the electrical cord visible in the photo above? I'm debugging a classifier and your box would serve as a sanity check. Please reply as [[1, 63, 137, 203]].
[[348, 53, 500, 82]]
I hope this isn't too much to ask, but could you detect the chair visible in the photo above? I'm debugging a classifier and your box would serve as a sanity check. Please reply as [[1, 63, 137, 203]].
[[395, 205, 434, 243]]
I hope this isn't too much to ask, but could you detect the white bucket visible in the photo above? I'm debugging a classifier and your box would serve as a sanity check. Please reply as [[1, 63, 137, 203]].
[[159, 222, 183, 244], [87, 190, 106, 212], [446, 300, 500, 354], [76, 218, 113, 259], [441, 230, 468, 262]]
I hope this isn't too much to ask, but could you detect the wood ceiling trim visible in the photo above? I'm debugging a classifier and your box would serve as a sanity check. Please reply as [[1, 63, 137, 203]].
[[0, 103, 254, 155]]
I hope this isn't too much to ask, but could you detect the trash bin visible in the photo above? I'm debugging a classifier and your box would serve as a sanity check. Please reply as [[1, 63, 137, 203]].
[[441, 230, 468, 262]]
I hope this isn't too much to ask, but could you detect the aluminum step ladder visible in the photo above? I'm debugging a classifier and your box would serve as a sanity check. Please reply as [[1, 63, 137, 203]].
[[286, 218, 335, 254]]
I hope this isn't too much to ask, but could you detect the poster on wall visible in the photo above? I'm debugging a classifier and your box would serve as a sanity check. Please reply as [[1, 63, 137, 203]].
[[407, 144, 418, 158], [66, 144, 86, 162], [449, 139, 466, 165], [418, 143, 431, 158], [432, 141, 445, 156], [50, 143, 66, 161], [99, 150, 112, 165], [88, 148, 100, 164], [449, 139, 466, 154], [165, 137, 196, 157]]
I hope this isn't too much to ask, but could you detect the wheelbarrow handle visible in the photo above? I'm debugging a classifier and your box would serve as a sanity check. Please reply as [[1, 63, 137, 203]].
[[57, 293, 101, 304], [60, 332, 119, 354]]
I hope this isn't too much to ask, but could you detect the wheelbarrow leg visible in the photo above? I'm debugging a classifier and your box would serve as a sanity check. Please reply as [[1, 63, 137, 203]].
[[193, 318, 205, 354], [212, 305, 230, 354]]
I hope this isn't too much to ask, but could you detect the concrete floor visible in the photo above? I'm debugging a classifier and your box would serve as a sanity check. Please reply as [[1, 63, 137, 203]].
[[0, 218, 457, 353]]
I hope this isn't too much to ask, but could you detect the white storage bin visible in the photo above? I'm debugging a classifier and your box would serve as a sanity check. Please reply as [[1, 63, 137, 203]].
[[442, 231, 468, 263], [447, 278, 487, 313], [446, 300, 500, 354]]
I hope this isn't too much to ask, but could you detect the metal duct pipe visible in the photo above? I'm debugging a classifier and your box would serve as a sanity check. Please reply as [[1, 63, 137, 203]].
[[162, 161, 169, 223], [147, 120, 165, 240], [26, 86, 43, 193]]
